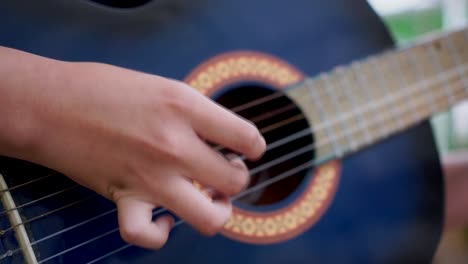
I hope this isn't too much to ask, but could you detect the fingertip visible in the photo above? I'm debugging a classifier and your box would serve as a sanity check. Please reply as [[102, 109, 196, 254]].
[[212, 194, 232, 219], [247, 133, 267, 161], [162, 178, 233, 237], [257, 135, 267, 157], [158, 214, 175, 231], [200, 196, 232, 236], [226, 155, 250, 192]]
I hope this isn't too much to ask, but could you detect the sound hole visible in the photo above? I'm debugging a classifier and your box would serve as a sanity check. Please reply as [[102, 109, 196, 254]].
[[213, 84, 314, 206]]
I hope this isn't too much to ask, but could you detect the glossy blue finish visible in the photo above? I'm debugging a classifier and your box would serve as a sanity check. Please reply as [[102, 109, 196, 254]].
[[0, 0, 443, 263]]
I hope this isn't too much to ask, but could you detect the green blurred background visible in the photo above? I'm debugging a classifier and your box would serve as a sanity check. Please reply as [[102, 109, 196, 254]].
[[369, 0, 468, 153]]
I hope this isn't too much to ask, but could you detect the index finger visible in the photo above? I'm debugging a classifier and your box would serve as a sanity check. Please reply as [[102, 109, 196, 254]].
[[187, 93, 266, 160]]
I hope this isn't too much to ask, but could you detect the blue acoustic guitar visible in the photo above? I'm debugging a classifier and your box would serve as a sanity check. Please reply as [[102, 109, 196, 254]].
[[0, 0, 467, 263]]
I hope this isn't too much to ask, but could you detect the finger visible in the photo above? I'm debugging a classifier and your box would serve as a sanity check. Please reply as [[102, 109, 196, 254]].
[[180, 134, 250, 195], [117, 197, 174, 249], [187, 93, 266, 160], [160, 176, 231, 236]]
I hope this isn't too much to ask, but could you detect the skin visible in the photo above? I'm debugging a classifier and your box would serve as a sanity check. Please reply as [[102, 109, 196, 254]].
[[0, 46, 267, 249], [1, 45, 467, 251]]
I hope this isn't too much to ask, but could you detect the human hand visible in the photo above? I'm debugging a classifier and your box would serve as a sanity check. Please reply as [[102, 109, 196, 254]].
[[0, 47, 266, 249]]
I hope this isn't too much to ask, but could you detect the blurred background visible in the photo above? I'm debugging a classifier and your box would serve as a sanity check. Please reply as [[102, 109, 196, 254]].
[[368, 0, 468, 262]]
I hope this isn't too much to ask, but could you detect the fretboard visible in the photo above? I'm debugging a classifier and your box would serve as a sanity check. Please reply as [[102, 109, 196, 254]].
[[286, 27, 468, 160]]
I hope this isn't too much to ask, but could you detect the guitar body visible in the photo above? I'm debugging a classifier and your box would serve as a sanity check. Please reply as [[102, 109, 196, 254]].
[[0, 0, 444, 263]]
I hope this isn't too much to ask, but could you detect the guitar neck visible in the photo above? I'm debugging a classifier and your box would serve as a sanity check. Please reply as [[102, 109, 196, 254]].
[[287, 27, 468, 160]]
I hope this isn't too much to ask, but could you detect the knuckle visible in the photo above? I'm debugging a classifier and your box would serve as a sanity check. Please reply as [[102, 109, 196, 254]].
[[162, 81, 190, 114], [161, 136, 184, 161], [106, 184, 125, 202], [140, 131, 184, 163]]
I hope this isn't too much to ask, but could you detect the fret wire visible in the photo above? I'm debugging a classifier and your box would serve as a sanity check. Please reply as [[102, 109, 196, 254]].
[[350, 62, 386, 142], [445, 33, 468, 94], [66, 75, 468, 264], [369, 54, 405, 130], [321, 73, 358, 151], [306, 78, 343, 157], [429, 45, 453, 108], [1, 33, 464, 264], [49, 76, 468, 263], [390, 51, 420, 123], [336, 67, 373, 145], [425, 43, 447, 111], [358, 57, 401, 136], [427, 45, 456, 105], [407, 46, 438, 115], [350, 62, 387, 138]]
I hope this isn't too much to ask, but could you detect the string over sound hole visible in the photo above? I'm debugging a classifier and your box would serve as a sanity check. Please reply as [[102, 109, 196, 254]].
[[214, 84, 315, 206]]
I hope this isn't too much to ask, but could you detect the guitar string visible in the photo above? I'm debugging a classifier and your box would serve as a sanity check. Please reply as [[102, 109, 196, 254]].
[[0, 104, 300, 217], [44, 77, 468, 264], [0, 58, 454, 231], [32, 67, 468, 263], [0, 29, 465, 263], [0, 36, 420, 195], [0, 33, 463, 194], [0, 112, 310, 237], [1, 32, 465, 262], [0, 117, 317, 256], [6, 60, 468, 227], [0, 196, 98, 237], [0, 61, 466, 260], [1, 60, 466, 251], [0, 114, 309, 236], [0, 185, 79, 216], [3, 73, 468, 262], [41, 152, 338, 264], [0, 110, 308, 238], [0, 89, 294, 194], [0, 173, 57, 194], [2, 28, 466, 194]]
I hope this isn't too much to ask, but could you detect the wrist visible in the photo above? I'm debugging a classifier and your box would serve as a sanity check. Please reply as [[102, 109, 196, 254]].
[[0, 47, 65, 161]]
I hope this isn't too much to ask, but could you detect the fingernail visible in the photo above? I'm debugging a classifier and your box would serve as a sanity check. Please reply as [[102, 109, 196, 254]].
[[225, 153, 245, 169], [259, 135, 267, 151], [251, 135, 266, 160], [225, 153, 239, 161], [225, 154, 250, 190]]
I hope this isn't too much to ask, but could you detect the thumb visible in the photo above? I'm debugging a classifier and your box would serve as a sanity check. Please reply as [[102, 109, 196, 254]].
[[117, 197, 174, 249]]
